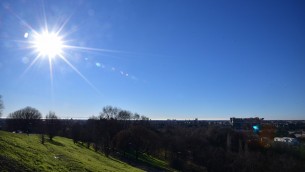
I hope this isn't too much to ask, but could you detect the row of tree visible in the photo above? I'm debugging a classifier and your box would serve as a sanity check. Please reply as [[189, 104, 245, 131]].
[[5, 106, 59, 141], [4, 105, 156, 161], [2, 104, 305, 171]]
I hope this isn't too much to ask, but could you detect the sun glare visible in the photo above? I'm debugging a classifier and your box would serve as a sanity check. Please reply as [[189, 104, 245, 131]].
[[33, 32, 63, 58], [17, 10, 113, 95]]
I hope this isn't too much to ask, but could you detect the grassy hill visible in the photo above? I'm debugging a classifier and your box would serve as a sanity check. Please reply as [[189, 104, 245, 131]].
[[0, 131, 143, 172]]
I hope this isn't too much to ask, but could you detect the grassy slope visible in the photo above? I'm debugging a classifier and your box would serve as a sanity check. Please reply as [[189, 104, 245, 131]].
[[124, 152, 175, 171], [0, 131, 143, 172]]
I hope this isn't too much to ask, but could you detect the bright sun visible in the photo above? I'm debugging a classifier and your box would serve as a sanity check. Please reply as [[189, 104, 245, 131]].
[[33, 32, 64, 58]]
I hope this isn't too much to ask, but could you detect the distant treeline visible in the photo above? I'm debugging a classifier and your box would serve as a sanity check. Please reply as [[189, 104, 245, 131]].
[[1, 106, 305, 172]]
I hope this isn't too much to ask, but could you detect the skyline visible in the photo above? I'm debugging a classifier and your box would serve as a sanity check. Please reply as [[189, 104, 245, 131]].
[[0, 0, 304, 120]]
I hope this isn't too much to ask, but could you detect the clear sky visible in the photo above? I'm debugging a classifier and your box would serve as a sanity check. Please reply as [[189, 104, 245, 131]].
[[0, 0, 304, 120]]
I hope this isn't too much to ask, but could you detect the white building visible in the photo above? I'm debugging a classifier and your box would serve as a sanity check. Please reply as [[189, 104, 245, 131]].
[[294, 131, 305, 139], [274, 137, 299, 145]]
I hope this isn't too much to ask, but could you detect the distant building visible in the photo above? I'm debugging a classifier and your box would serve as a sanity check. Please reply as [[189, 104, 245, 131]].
[[274, 137, 299, 145], [294, 131, 305, 139], [230, 117, 264, 131]]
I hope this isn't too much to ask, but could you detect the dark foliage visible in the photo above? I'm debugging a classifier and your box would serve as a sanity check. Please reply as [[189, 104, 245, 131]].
[[45, 112, 60, 141], [0, 155, 32, 172], [6, 106, 42, 134]]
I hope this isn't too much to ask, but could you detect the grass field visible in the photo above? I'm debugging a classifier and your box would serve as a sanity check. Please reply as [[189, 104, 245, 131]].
[[0, 131, 143, 172]]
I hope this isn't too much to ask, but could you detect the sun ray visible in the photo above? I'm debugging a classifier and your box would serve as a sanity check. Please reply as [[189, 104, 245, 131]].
[[7, 2, 117, 96], [48, 56, 55, 106], [5, 6, 39, 36], [41, 0, 48, 32], [20, 24, 104, 95], [58, 54, 102, 95], [48, 57, 54, 88], [55, 13, 74, 36], [63, 45, 122, 53], [20, 54, 42, 78]]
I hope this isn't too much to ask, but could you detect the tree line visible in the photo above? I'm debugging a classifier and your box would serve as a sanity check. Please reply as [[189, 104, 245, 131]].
[[2, 105, 305, 171]]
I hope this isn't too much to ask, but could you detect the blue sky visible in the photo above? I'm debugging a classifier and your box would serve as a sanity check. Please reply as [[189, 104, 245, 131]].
[[0, 0, 304, 120]]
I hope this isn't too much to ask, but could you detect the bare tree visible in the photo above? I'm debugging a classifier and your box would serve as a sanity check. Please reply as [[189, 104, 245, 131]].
[[113, 125, 159, 159], [133, 113, 140, 120], [71, 122, 81, 144], [41, 132, 45, 144], [7, 106, 42, 134], [140, 115, 149, 121], [117, 110, 131, 120], [45, 111, 60, 141], [100, 106, 119, 119], [8, 106, 41, 119]]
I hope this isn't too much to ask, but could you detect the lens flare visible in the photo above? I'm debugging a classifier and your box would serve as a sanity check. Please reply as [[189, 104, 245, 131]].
[[8, 3, 132, 96]]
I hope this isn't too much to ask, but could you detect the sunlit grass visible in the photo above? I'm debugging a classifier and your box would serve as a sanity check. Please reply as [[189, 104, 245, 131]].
[[0, 131, 142, 172]]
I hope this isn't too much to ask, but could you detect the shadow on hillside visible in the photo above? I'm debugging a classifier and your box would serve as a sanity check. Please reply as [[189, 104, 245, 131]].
[[108, 156, 125, 164], [76, 142, 87, 149], [0, 155, 32, 171], [110, 153, 169, 172], [47, 140, 65, 147]]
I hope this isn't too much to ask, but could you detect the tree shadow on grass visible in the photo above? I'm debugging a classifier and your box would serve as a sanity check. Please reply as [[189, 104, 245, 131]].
[[0, 155, 33, 172], [76, 142, 87, 148], [108, 156, 125, 165], [47, 139, 65, 147], [110, 152, 169, 172]]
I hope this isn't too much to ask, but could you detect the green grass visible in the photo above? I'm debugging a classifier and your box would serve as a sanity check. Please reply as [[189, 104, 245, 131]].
[[0, 131, 143, 172], [139, 153, 175, 171], [120, 151, 175, 172]]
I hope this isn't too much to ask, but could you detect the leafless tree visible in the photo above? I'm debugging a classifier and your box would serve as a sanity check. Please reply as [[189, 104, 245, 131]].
[[117, 110, 131, 120], [133, 113, 140, 120], [7, 106, 42, 134], [100, 106, 119, 119], [45, 111, 60, 141]]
